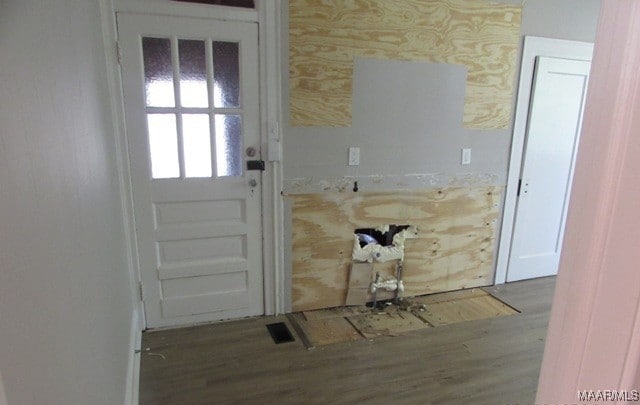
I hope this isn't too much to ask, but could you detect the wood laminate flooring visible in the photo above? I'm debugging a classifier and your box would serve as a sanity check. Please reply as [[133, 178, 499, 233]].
[[139, 276, 556, 404]]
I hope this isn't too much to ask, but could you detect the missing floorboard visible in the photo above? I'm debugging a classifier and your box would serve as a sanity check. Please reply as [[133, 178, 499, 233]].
[[295, 289, 520, 346], [266, 322, 295, 344], [288, 313, 362, 347], [347, 311, 430, 339], [411, 289, 519, 326]]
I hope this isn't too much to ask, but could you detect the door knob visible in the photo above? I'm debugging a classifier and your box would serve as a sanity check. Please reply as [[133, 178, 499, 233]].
[[248, 178, 257, 188], [246, 147, 257, 157]]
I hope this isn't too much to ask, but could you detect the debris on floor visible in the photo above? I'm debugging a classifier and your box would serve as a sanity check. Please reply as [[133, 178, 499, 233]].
[[290, 288, 520, 347], [302, 306, 370, 321], [346, 311, 429, 339]]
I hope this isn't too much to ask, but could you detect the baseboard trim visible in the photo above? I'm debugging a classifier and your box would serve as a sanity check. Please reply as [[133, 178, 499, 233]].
[[125, 309, 142, 405]]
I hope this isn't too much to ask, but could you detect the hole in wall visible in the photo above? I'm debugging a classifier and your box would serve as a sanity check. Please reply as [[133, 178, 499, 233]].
[[355, 225, 410, 247]]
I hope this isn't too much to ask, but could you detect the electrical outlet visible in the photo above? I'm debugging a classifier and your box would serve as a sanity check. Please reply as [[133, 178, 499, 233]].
[[348, 147, 360, 166], [461, 148, 471, 165]]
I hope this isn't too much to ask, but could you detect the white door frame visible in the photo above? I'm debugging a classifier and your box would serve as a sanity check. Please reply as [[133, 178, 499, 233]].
[[98, 0, 284, 329], [494, 36, 594, 285]]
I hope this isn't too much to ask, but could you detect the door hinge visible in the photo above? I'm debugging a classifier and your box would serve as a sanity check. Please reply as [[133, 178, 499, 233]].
[[138, 281, 145, 301], [517, 179, 522, 197]]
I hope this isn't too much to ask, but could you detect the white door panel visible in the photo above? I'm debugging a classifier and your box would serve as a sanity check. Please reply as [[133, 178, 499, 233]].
[[118, 13, 263, 328], [507, 57, 590, 282]]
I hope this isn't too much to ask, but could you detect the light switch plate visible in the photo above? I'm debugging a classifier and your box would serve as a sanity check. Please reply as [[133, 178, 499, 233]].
[[348, 147, 360, 166]]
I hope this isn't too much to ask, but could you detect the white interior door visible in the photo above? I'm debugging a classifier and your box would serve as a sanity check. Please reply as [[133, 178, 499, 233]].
[[118, 13, 263, 328], [506, 56, 590, 282]]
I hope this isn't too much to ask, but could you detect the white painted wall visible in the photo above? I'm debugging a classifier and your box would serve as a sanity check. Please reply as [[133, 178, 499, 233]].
[[0, 372, 7, 405], [0, 1, 134, 403]]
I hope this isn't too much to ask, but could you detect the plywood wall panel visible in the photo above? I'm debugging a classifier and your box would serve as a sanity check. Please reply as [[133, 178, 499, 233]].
[[290, 188, 501, 311], [289, 0, 522, 129]]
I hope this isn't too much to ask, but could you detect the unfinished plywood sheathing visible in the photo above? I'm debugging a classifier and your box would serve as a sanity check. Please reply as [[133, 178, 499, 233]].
[[290, 187, 501, 312], [411, 289, 518, 326], [287, 313, 362, 347], [345, 263, 373, 305], [289, 0, 522, 129]]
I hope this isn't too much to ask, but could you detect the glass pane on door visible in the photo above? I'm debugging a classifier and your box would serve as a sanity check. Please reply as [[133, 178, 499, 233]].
[[215, 114, 242, 177], [141, 35, 245, 180], [179, 40, 208, 108], [142, 38, 175, 107], [183, 114, 213, 178], [147, 114, 180, 179], [213, 42, 240, 108]]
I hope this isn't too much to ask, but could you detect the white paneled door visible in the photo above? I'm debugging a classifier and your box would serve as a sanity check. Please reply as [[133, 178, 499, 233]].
[[118, 14, 263, 328], [506, 57, 590, 282]]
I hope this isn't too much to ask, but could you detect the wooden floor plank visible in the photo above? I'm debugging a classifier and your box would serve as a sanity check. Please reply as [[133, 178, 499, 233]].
[[290, 313, 363, 346], [286, 313, 315, 350], [140, 277, 556, 405], [302, 306, 368, 321]]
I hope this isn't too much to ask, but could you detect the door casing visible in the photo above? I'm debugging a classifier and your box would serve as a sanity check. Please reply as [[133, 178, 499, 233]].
[[506, 56, 591, 282], [118, 13, 265, 327], [494, 36, 594, 285], [98, 0, 284, 329]]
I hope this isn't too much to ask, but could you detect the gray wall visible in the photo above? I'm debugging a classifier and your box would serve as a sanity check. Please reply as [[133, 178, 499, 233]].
[[282, 0, 602, 190], [284, 58, 511, 192], [0, 1, 134, 403], [0, 372, 6, 405], [521, 0, 601, 42]]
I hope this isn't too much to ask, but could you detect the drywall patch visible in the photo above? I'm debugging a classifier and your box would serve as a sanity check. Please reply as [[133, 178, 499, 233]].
[[289, 0, 522, 128]]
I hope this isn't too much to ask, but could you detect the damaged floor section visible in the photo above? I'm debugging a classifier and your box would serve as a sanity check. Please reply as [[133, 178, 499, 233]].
[[139, 277, 554, 404], [287, 288, 519, 348]]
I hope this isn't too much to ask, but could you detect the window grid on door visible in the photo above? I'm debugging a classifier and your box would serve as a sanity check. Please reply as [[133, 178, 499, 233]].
[[142, 36, 243, 180]]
